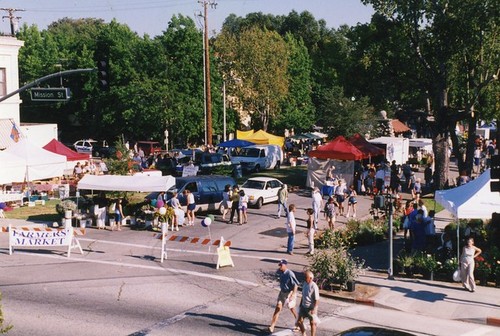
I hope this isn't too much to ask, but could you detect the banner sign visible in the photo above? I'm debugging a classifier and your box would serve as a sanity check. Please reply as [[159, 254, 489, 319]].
[[8, 225, 83, 257]]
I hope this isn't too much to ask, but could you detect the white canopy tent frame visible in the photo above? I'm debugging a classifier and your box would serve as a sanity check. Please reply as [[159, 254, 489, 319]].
[[434, 169, 500, 261]]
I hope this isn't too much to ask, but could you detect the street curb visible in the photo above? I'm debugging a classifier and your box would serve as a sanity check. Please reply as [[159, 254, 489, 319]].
[[320, 291, 377, 308], [486, 317, 500, 327]]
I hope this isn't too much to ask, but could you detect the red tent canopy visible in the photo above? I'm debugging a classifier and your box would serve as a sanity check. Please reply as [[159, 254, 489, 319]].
[[43, 139, 90, 161], [348, 133, 385, 159], [308, 136, 364, 160]]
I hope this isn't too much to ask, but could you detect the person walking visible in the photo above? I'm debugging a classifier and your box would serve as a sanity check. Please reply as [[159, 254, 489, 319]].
[[311, 187, 323, 230], [184, 189, 196, 226], [268, 259, 299, 334], [346, 185, 357, 218], [334, 180, 347, 216], [285, 204, 297, 255], [306, 208, 315, 255], [114, 198, 124, 231], [460, 237, 482, 292], [228, 185, 240, 224], [277, 184, 288, 219], [238, 190, 248, 225], [296, 270, 320, 336], [221, 184, 232, 222], [324, 197, 338, 231]]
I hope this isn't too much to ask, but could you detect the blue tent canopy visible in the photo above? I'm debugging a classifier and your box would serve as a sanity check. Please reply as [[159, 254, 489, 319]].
[[217, 139, 255, 148]]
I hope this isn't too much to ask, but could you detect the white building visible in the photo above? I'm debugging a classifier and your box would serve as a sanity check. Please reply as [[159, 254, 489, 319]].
[[0, 36, 57, 149]]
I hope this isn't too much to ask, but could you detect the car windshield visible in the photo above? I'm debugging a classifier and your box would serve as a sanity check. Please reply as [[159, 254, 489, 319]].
[[238, 148, 260, 157], [242, 180, 265, 190]]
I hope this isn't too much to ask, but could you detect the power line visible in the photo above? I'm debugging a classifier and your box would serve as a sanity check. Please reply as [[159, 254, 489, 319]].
[[1, 8, 25, 35]]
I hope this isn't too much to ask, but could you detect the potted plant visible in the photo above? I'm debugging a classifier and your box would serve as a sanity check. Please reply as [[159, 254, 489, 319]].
[[55, 199, 77, 218], [396, 251, 414, 277], [474, 256, 491, 286], [415, 254, 439, 280], [154, 206, 175, 231]]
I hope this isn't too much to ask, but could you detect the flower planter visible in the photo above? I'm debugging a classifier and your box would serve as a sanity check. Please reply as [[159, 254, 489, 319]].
[[346, 280, 356, 292]]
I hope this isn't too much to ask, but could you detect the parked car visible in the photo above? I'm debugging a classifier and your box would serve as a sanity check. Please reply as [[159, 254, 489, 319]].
[[136, 141, 162, 156], [194, 152, 232, 174], [73, 139, 113, 158], [231, 144, 283, 172], [240, 177, 283, 208], [147, 175, 236, 214]]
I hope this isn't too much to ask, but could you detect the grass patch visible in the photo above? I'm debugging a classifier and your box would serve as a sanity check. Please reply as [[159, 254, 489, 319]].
[[4, 192, 149, 221], [421, 195, 444, 213], [5, 199, 60, 222]]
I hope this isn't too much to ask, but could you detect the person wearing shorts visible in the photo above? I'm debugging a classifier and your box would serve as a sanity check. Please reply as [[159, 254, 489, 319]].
[[184, 189, 196, 226], [238, 190, 248, 225], [297, 270, 320, 336], [268, 259, 299, 333]]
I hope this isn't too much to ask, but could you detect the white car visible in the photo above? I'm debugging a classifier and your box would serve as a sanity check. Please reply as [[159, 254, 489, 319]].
[[240, 177, 284, 208]]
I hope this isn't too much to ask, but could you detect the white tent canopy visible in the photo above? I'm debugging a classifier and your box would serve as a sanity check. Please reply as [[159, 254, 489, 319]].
[[77, 174, 175, 192], [306, 157, 355, 190], [3, 139, 66, 182], [435, 169, 500, 219], [0, 151, 26, 184]]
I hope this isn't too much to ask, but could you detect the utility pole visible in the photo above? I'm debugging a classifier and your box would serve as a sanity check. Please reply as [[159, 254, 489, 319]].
[[199, 1, 217, 146], [1, 8, 24, 36]]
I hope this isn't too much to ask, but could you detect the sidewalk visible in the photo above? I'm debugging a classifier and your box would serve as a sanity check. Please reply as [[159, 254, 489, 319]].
[[321, 270, 500, 327]]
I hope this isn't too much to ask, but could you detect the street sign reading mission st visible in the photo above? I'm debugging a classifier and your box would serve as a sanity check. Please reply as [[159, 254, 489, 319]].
[[30, 88, 71, 102]]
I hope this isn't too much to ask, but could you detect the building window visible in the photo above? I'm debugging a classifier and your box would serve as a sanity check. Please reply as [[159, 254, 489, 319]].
[[0, 68, 6, 96]]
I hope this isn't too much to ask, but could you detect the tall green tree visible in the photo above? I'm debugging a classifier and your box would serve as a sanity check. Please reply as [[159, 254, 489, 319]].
[[215, 26, 289, 131], [273, 33, 315, 133], [363, 0, 499, 187]]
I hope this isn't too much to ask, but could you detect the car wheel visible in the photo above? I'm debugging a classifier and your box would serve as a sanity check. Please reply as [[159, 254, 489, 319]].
[[254, 165, 261, 173], [256, 197, 263, 209], [219, 204, 226, 215]]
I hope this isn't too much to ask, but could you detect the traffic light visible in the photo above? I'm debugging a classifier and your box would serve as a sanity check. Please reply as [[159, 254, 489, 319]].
[[491, 155, 500, 192], [97, 60, 109, 91]]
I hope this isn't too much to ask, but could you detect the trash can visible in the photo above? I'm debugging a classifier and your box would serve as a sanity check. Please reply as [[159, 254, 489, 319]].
[[232, 163, 242, 179]]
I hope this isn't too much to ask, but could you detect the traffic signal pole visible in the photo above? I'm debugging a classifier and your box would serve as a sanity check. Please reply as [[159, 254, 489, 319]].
[[0, 68, 95, 104]]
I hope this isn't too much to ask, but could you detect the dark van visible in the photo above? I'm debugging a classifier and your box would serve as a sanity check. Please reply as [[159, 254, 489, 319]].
[[168, 175, 236, 213]]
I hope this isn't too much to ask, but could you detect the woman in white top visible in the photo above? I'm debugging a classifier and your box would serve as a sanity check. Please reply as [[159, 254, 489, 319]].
[[184, 189, 196, 226], [460, 237, 482, 292], [221, 184, 232, 221], [238, 190, 248, 225], [286, 204, 297, 255]]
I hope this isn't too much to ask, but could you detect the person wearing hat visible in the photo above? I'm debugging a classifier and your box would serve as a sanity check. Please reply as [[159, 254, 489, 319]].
[[277, 183, 288, 219], [268, 259, 299, 333]]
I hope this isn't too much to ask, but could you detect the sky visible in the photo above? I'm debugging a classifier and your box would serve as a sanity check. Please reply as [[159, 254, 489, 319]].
[[0, 0, 374, 37]]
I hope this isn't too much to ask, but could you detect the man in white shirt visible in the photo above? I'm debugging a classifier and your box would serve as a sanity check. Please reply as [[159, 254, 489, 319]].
[[311, 188, 323, 230]]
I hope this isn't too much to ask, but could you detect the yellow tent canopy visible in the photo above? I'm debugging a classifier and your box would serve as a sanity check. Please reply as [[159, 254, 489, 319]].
[[236, 130, 254, 139], [237, 129, 284, 147]]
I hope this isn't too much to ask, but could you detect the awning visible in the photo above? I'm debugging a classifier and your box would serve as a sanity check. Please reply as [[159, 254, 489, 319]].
[[392, 119, 411, 133], [77, 174, 175, 192]]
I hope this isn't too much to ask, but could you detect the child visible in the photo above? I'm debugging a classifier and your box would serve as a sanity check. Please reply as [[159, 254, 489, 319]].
[[238, 190, 248, 225], [346, 185, 357, 218], [306, 208, 315, 255], [324, 197, 338, 231]]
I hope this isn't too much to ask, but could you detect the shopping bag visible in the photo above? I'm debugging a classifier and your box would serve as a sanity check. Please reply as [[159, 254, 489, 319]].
[[452, 269, 461, 282]]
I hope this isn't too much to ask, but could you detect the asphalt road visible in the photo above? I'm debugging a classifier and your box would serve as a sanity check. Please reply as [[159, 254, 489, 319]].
[[0, 188, 490, 336]]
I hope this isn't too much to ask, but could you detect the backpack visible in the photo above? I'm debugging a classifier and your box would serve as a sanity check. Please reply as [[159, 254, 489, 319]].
[[108, 203, 116, 213]]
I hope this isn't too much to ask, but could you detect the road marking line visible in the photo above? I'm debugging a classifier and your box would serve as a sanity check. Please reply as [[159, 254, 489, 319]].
[[14, 251, 260, 287], [131, 304, 208, 335]]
